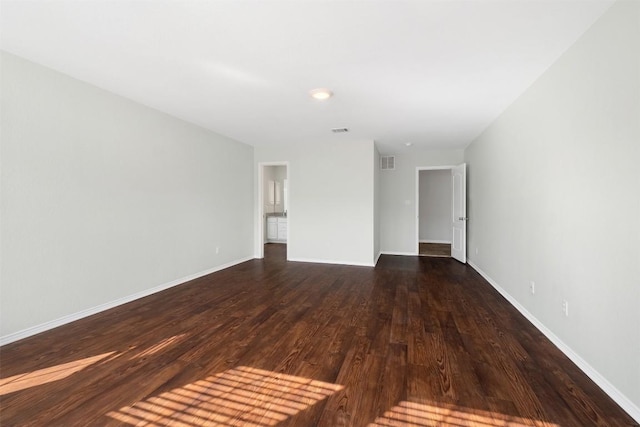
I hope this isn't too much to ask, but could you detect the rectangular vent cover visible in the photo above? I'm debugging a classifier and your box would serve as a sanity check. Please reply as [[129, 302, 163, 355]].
[[380, 156, 395, 170]]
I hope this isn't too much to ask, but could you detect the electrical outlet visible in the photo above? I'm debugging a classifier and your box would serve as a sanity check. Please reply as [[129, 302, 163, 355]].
[[475, 247, 479, 255], [529, 281, 535, 295], [216, 247, 220, 254], [562, 300, 569, 317]]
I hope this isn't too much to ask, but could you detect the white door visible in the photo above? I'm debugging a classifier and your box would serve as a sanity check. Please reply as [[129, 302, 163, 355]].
[[451, 163, 467, 263]]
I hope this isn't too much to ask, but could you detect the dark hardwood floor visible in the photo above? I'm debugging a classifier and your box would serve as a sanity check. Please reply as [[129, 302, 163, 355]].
[[0, 244, 636, 426], [419, 243, 451, 258]]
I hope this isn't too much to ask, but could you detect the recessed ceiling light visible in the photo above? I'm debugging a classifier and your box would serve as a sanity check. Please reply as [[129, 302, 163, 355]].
[[405, 142, 413, 147], [309, 88, 333, 100]]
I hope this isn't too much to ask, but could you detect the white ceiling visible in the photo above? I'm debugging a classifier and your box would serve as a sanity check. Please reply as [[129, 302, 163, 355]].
[[0, 0, 613, 154]]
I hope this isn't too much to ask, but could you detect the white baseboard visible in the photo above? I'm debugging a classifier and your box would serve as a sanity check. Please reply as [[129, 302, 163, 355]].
[[380, 251, 418, 256], [374, 251, 382, 266], [467, 259, 640, 423], [287, 257, 375, 267], [0, 256, 254, 347], [419, 239, 452, 244]]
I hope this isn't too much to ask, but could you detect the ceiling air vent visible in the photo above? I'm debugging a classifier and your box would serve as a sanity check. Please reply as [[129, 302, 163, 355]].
[[331, 128, 349, 133], [380, 156, 395, 170]]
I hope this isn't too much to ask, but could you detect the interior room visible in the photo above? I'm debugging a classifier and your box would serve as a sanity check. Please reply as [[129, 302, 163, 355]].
[[418, 168, 453, 257], [1, 1, 638, 425], [262, 164, 288, 252]]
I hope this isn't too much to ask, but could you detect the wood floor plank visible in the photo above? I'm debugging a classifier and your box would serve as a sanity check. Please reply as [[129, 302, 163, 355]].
[[389, 275, 409, 345], [1, 246, 636, 426], [315, 335, 373, 427]]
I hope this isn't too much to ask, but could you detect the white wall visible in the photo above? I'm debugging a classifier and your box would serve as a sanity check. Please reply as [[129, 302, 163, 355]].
[[465, 0, 640, 417], [373, 147, 381, 262], [255, 140, 376, 266], [380, 150, 464, 255], [0, 52, 254, 340], [418, 170, 452, 243]]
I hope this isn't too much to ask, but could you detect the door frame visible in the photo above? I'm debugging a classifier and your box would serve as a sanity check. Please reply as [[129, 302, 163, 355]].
[[415, 165, 456, 255], [257, 161, 289, 259]]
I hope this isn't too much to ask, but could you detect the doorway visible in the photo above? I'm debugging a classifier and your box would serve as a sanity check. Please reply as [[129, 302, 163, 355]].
[[257, 162, 289, 260], [415, 164, 467, 263], [417, 168, 452, 258]]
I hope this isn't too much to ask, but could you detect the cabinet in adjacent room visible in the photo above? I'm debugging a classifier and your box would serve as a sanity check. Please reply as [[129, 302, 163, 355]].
[[266, 217, 287, 242], [267, 218, 278, 240]]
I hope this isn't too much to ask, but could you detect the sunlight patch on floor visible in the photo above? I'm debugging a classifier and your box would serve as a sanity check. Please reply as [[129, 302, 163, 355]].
[[368, 400, 559, 427], [0, 352, 116, 395], [107, 366, 343, 426]]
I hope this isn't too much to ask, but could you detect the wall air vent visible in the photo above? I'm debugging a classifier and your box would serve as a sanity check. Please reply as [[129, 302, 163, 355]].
[[331, 128, 349, 133], [380, 156, 395, 170]]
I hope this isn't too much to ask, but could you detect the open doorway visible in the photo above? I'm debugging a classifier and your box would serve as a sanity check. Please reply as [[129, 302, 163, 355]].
[[415, 164, 467, 263], [417, 168, 452, 258], [257, 162, 289, 260]]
